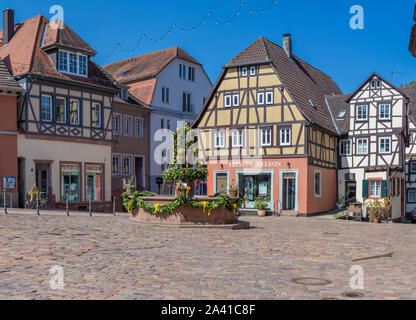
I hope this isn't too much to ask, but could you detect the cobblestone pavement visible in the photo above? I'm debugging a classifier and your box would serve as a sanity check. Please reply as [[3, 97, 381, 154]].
[[0, 209, 415, 300]]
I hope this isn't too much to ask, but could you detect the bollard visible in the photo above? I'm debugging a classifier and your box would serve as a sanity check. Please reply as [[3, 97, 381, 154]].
[[89, 194, 92, 217], [3, 189, 7, 215], [113, 196, 116, 216], [66, 193, 70, 217], [36, 192, 40, 216]]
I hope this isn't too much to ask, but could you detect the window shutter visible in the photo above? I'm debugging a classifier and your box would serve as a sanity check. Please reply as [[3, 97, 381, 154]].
[[362, 180, 369, 198], [381, 180, 388, 198]]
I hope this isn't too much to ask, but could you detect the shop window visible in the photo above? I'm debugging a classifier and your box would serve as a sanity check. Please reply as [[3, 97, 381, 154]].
[[86, 164, 103, 201], [314, 171, 322, 197], [61, 164, 80, 202]]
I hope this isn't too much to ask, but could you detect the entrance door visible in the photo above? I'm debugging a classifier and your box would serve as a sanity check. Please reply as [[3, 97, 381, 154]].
[[345, 181, 357, 205], [135, 157, 144, 191], [36, 164, 49, 202], [282, 173, 296, 210]]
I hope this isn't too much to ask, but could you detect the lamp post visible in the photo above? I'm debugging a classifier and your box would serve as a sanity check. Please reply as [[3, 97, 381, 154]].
[[36, 192, 40, 216], [113, 196, 116, 216], [66, 193, 70, 217], [3, 189, 7, 215], [89, 193, 92, 217]]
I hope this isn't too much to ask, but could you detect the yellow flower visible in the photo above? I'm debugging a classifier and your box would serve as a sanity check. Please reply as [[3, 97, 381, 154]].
[[127, 200, 134, 213], [233, 203, 238, 215], [186, 187, 191, 196], [201, 201, 208, 214], [153, 204, 160, 214]]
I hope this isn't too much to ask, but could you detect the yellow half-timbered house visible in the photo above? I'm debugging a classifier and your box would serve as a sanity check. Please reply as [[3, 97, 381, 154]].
[[194, 36, 342, 216]]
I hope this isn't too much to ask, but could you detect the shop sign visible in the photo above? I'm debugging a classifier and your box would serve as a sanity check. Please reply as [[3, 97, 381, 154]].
[[229, 160, 281, 168], [3, 176, 16, 189]]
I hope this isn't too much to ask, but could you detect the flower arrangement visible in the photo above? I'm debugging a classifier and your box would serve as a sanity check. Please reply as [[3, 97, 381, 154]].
[[254, 197, 269, 210], [229, 183, 239, 197], [122, 176, 136, 196]]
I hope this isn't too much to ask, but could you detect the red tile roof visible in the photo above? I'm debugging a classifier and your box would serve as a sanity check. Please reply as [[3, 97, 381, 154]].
[[0, 58, 23, 91], [103, 46, 201, 84], [128, 78, 158, 105], [0, 15, 117, 90]]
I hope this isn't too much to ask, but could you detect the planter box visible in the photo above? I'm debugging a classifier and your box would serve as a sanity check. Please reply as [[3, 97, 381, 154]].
[[130, 196, 238, 225]]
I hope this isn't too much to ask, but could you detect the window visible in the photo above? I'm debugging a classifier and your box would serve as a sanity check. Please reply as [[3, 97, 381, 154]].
[[113, 114, 121, 134], [179, 64, 186, 79], [161, 119, 164, 129], [86, 164, 103, 201], [370, 180, 381, 198], [314, 171, 322, 197], [232, 130, 243, 147], [70, 99, 80, 125], [261, 128, 272, 146], [167, 120, 171, 130], [91, 103, 102, 128], [124, 116, 132, 136], [112, 155, 121, 175], [257, 92, 265, 105], [266, 91, 274, 105], [357, 138, 368, 154], [79, 55, 87, 76], [250, 66, 256, 76], [356, 105, 368, 120], [61, 164, 80, 202], [337, 110, 347, 120], [340, 140, 352, 155], [135, 117, 143, 137], [233, 94, 240, 107], [69, 53, 77, 73], [183, 92, 192, 112], [58, 51, 68, 72], [224, 95, 232, 108], [371, 80, 380, 89], [379, 137, 391, 154], [123, 156, 132, 175], [203, 97, 207, 106], [162, 87, 170, 103], [379, 104, 391, 120], [188, 67, 195, 81], [241, 67, 248, 76], [410, 161, 416, 173], [408, 189, 416, 203], [40, 95, 52, 122], [280, 128, 291, 146], [55, 97, 66, 123], [215, 131, 225, 148]]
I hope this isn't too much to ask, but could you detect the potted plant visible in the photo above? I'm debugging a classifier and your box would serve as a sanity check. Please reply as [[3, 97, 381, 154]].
[[255, 197, 268, 217], [123, 176, 136, 196], [336, 196, 344, 209], [229, 184, 239, 198]]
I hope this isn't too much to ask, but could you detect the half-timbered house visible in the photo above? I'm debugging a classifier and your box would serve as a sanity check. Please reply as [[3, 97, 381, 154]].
[[327, 73, 409, 220], [0, 10, 119, 211], [193, 36, 342, 216]]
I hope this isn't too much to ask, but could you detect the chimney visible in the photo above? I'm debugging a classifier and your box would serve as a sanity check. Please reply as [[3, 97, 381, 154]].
[[283, 33, 292, 59], [2, 9, 15, 46]]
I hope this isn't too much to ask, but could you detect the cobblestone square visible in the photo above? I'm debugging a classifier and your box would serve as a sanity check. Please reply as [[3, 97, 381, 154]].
[[0, 210, 415, 300]]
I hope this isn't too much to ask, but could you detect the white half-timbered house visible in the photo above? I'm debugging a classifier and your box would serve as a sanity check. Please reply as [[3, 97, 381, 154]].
[[327, 73, 409, 220]]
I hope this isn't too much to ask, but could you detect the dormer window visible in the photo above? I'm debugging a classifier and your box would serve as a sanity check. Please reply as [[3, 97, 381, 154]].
[[337, 110, 347, 120], [58, 50, 88, 77]]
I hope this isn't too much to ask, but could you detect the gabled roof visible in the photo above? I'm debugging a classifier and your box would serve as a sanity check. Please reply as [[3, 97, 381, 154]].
[[0, 58, 23, 91], [0, 15, 117, 90], [196, 36, 342, 133], [103, 46, 201, 84], [128, 78, 158, 105]]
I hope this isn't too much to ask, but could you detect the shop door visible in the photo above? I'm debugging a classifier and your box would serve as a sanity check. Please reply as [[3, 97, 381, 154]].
[[35, 164, 49, 202], [345, 181, 357, 205], [135, 157, 144, 190], [282, 173, 296, 210]]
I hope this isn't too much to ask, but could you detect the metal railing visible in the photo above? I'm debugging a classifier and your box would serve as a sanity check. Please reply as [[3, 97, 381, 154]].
[[1, 189, 13, 209]]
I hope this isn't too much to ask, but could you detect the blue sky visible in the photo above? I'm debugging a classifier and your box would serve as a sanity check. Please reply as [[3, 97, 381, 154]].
[[3, 0, 416, 92]]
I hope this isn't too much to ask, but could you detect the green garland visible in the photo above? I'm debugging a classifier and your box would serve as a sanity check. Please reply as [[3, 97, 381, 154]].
[[123, 191, 243, 216]]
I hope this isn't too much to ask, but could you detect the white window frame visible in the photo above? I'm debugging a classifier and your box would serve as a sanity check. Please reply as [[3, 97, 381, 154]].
[[357, 138, 368, 155], [337, 110, 347, 120], [58, 50, 88, 77], [113, 113, 121, 135], [122, 155, 132, 176], [161, 87, 170, 104], [250, 66, 256, 76], [261, 128, 272, 147], [257, 92, 265, 105], [314, 170, 322, 197], [410, 161, 416, 173], [40, 95, 52, 122], [224, 95, 232, 108], [124, 115, 133, 137], [379, 103, 391, 120], [91, 102, 102, 128], [112, 154, 121, 176], [340, 139, 352, 156], [233, 94, 240, 107], [379, 137, 391, 154], [241, 67, 248, 77], [69, 98, 80, 125], [280, 128, 291, 146], [215, 131, 225, 148], [356, 105, 368, 121], [179, 63, 187, 79], [370, 180, 381, 198], [135, 117, 144, 138], [231, 130, 244, 147], [266, 91, 274, 105], [55, 97, 67, 124], [408, 189, 416, 203]]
